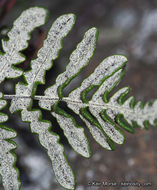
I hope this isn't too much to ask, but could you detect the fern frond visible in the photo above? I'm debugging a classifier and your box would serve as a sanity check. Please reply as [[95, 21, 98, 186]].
[[21, 109, 75, 189], [67, 55, 127, 146], [0, 8, 47, 189], [39, 55, 127, 150], [0, 93, 20, 190], [10, 12, 76, 189], [10, 13, 75, 112], [106, 87, 157, 130], [0, 7, 47, 83], [39, 27, 98, 158], [0, 6, 155, 190]]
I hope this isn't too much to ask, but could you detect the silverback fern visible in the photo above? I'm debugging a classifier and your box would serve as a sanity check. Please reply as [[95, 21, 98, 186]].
[[0, 7, 156, 190]]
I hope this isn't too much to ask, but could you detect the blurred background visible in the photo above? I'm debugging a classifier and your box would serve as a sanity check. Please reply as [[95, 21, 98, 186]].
[[0, 0, 157, 189]]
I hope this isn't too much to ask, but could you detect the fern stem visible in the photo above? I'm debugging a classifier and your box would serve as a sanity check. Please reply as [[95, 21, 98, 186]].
[[4, 95, 157, 119]]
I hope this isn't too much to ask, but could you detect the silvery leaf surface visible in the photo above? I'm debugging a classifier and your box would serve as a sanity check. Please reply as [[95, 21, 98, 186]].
[[10, 13, 75, 112], [0, 93, 19, 190], [39, 28, 98, 158], [67, 55, 127, 147], [9, 11, 76, 190], [0, 7, 47, 83], [0, 6, 156, 190]]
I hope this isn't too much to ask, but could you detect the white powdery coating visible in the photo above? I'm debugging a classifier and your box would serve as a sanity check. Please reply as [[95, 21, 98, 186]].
[[21, 109, 75, 189], [128, 101, 144, 127], [66, 101, 111, 150], [91, 69, 122, 103], [110, 87, 129, 105], [80, 115, 111, 150], [0, 114, 8, 123], [40, 30, 117, 150], [11, 14, 75, 112], [0, 132, 19, 190], [0, 98, 8, 123], [41, 27, 97, 109], [9, 13, 76, 189], [89, 70, 124, 144], [69, 55, 127, 101], [122, 99, 157, 128], [39, 28, 97, 157], [67, 57, 126, 146], [106, 87, 157, 128], [105, 87, 129, 120], [106, 108, 116, 121], [123, 96, 134, 108], [52, 112, 90, 157], [0, 99, 7, 109], [0, 7, 47, 83], [10, 83, 31, 113], [25, 14, 75, 94], [10, 95, 31, 113], [89, 107, 124, 144], [0, 137, 19, 190], [0, 99, 19, 190]]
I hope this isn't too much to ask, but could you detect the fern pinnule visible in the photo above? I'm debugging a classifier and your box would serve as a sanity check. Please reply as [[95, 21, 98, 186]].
[[0, 7, 47, 83], [0, 93, 20, 190], [108, 87, 157, 129]]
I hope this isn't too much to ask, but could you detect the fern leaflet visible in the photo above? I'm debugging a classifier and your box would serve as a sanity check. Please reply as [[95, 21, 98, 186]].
[[0, 93, 20, 190]]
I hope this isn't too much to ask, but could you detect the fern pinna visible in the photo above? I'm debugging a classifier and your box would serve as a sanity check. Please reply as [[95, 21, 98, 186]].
[[0, 6, 156, 190]]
